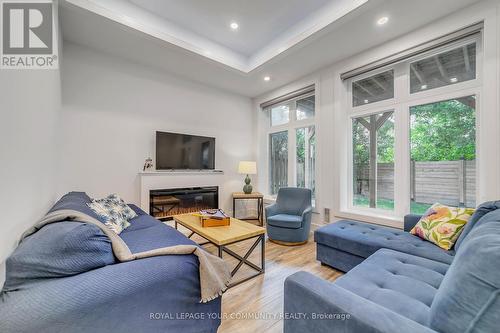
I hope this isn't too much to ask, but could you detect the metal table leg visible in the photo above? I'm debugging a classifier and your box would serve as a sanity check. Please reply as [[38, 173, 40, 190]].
[[222, 234, 265, 288]]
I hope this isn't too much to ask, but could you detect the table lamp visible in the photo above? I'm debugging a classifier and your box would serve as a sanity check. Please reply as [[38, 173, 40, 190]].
[[238, 161, 257, 194]]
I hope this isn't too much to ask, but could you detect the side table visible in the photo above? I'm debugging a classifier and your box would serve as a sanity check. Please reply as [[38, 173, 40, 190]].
[[232, 192, 264, 226]]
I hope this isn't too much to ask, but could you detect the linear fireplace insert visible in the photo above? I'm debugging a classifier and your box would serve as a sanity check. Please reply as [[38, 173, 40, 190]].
[[149, 186, 218, 220]]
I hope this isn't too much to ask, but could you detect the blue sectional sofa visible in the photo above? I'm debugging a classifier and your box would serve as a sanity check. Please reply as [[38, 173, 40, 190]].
[[284, 201, 500, 333], [0, 192, 221, 333]]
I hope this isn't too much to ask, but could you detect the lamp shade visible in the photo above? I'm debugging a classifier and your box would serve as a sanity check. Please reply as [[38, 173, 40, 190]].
[[238, 161, 257, 175]]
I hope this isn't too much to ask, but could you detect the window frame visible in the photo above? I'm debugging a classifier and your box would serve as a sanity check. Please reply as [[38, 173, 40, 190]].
[[295, 125, 316, 195], [351, 69, 395, 107], [348, 108, 397, 216], [269, 130, 289, 195], [269, 102, 292, 127], [345, 35, 482, 219], [266, 91, 317, 201]]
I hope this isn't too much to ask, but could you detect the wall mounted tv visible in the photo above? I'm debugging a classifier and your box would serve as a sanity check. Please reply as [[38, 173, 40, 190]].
[[155, 131, 215, 170]]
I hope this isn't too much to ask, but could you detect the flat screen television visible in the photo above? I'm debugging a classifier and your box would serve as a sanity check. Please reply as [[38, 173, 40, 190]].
[[155, 131, 215, 170]]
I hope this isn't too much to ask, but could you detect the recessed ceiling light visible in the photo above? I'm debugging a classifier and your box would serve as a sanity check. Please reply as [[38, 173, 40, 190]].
[[377, 16, 389, 25], [264, 76, 271, 81], [230, 22, 239, 30], [364, 99, 369, 104], [421, 84, 428, 90], [450, 77, 458, 83]]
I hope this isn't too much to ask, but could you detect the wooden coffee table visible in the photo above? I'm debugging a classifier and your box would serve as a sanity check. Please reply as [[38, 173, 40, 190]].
[[173, 214, 266, 287]]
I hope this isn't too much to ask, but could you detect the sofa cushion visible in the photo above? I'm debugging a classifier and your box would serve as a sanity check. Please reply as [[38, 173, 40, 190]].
[[103, 193, 138, 220], [430, 207, 500, 333], [2, 192, 117, 292], [335, 249, 449, 326], [121, 220, 197, 253], [48, 191, 97, 216], [410, 203, 474, 250], [454, 200, 500, 250], [3, 221, 115, 291], [88, 194, 138, 234], [267, 214, 303, 229], [315, 220, 455, 264], [121, 209, 160, 232]]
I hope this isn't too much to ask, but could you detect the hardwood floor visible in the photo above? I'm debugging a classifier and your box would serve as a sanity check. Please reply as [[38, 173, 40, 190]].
[[169, 220, 343, 333]]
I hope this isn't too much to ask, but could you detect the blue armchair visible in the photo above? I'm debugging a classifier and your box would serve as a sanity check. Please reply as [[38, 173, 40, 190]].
[[265, 187, 313, 245]]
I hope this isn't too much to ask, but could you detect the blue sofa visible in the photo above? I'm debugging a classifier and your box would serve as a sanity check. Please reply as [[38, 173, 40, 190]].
[[284, 201, 500, 333], [0, 192, 221, 333]]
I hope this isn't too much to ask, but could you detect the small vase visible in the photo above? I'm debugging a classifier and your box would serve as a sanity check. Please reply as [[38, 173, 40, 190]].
[[243, 174, 253, 194]]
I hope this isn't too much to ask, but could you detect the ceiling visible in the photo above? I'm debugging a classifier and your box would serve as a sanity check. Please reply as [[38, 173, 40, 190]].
[[128, 0, 336, 57], [62, 0, 368, 72], [60, 0, 482, 97]]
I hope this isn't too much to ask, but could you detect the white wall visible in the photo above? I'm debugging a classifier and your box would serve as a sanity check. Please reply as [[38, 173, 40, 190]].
[[0, 4, 62, 285], [254, 0, 500, 227], [0, 69, 61, 284], [58, 42, 255, 212]]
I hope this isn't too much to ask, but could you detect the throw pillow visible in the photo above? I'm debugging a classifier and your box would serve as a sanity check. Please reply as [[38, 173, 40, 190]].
[[410, 203, 475, 250], [87, 194, 137, 234], [102, 193, 138, 220]]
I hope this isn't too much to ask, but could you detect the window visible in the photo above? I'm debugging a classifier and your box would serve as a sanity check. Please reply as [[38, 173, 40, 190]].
[[410, 43, 476, 93], [352, 111, 394, 210], [352, 70, 394, 106], [270, 131, 288, 195], [266, 92, 316, 198], [296, 126, 316, 197], [271, 104, 289, 126], [296, 95, 315, 120], [346, 36, 480, 218], [410, 96, 476, 213]]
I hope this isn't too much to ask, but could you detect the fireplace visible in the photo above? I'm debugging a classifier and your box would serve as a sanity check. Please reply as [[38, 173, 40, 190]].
[[149, 186, 218, 220]]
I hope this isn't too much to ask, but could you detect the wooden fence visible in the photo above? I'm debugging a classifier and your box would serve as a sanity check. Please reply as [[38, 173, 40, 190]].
[[355, 160, 476, 207]]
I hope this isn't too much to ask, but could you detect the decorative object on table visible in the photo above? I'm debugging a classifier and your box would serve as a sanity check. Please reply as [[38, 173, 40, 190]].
[[232, 192, 264, 226], [143, 157, 153, 171], [193, 209, 231, 227], [238, 161, 257, 194], [410, 203, 475, 250], [265, 187, 313, 246]]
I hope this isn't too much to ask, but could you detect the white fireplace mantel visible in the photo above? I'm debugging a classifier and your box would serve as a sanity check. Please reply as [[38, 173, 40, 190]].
[[139, 170, 224, 175], [139, 170, 226, 212]]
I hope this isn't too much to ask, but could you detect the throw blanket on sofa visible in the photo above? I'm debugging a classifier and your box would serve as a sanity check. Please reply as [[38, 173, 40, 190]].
[[21, 209, 231, 303]]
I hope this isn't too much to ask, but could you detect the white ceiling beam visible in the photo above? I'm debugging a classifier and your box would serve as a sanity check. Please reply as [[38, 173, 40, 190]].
[[354, 82, 376, 97], [371, 77, 387, 91], [434, 56, 449, 80], [463, 46, 471, 72], [411, 64, 426, 84]]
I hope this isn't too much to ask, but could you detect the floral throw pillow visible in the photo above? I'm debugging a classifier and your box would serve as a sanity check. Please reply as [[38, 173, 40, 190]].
[[87, 194, 137, 234], [410, 203, 475, 250]]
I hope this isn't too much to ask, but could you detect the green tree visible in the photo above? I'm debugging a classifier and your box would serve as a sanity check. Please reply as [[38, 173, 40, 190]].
[[352, 98, 476, 164], [352, 113, 394, 166], [410, 99, 476, 161]]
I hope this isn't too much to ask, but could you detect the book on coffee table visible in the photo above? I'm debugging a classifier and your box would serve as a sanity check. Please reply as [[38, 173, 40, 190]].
[[193, 209, 230, 227]]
